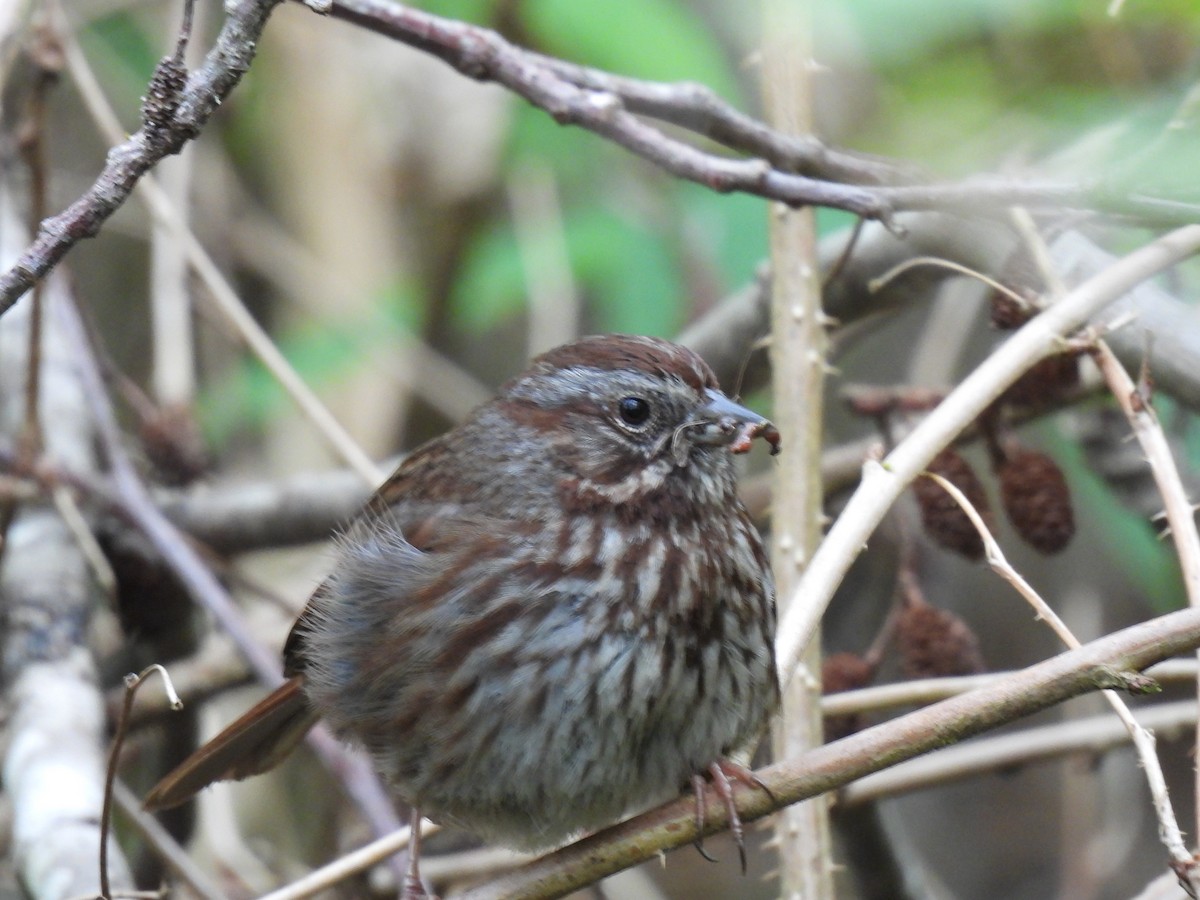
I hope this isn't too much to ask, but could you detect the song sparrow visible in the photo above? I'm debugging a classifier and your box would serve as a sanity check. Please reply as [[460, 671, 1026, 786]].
[[146, 334, 780, 893]]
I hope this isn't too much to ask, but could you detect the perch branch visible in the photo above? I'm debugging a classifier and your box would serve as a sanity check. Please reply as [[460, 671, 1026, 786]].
[[459, 604, 1200, 899]]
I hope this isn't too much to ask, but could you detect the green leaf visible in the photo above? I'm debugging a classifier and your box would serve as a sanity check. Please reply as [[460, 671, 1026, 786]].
[[820, 0, 1078, 67], [679, 185, 769, 288], [504, 103, 606, 177], [78, 12, 161, 111]]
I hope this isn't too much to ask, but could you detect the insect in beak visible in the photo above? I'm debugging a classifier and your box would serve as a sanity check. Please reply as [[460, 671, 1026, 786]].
[[697, 389, 781, 456]]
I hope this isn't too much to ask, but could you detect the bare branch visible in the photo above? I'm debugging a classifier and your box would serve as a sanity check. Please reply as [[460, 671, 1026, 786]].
[[329, 0, 1200, 228], [0, 0, 283, 313], [459, 604, 1200, 899], [776, 224, 1200, 687], [0, 203, 134, 899], [928, 471, 1193, 879]]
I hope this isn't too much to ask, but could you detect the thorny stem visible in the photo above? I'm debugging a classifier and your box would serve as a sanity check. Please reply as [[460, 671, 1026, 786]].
[[762, 0, 834, 893], [1091, 339, 1200, 891], [929, 472, 1195, 888], [775, 224, 1200, 690]]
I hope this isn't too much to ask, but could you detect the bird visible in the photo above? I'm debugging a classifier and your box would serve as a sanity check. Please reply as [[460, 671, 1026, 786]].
[[145, 333, 780, 896]]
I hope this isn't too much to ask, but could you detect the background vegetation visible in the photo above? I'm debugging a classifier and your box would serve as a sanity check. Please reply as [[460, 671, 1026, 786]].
[[2, 0, 1200, 898]]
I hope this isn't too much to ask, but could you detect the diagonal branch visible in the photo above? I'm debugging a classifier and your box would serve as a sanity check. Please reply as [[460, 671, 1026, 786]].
[[775, 224, 1200, 689], [0, 0, 283, 314], [328, 0, 893, 223], [458, 604, 1200, 899], [328, 0, 1200, 228], [526, 54, 915, 186]]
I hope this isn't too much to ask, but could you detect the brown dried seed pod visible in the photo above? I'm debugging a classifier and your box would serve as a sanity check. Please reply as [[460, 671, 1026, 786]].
[[141, 56, 187, 134], [895, 603, 986, 679], [140, 404, 211, 487], [996, 446, 1076, 554], [822, 652, 876, 741], [999, 353, 1081, 409], [912, 449, 992, 560], [823, 652, 876, 695]]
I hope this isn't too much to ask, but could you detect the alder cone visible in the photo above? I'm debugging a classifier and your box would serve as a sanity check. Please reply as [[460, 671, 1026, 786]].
[[288, 334, 781, 848], [997, 446, 1076, 554], [895, 603, 986, 679], [913, 449, 992, 560], [999, 353, 1081, 409], [822, 652, 876, 741], [139, 403, 211, 486]]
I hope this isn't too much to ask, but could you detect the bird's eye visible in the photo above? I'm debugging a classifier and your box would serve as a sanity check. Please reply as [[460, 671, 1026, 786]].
[[617, 396, 652, 428]]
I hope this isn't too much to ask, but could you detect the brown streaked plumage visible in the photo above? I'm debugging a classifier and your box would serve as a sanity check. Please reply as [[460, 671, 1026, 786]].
[[145, 334, 779, 895]]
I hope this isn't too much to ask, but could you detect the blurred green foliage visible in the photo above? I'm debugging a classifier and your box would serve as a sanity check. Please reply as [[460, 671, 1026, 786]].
[[521, 0, 742, 101], [450, 204, 685, 336], [76, 0, 1200, 490]]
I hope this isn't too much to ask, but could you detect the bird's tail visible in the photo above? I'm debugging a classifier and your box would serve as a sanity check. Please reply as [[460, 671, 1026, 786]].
[[144, 676, 318, 810]]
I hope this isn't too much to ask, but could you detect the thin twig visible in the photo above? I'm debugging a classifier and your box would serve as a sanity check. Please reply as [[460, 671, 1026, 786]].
[[868, 254, 1032, 308], [775, 224, 1200, 690], [507, 164, 578, 358], [843, 699, 1199, 806], [257, 820, 440, 900], [50, 289, 403, 844], [0, 0, 285, 313], [100, 666, 182, 899], [15, 25, 59, 458], [1090, 341, 1200, 638], [49, 482, 116, 599], [1091, 338, 1200, 890], [226, 208, 493, 423], [1, 25, 61, 555], [820, 216, 865, 289], [525, 52, 916, 188], [927, 471, 1194, 886], [110, 779, 233, 900], [820, 660, 1200, 718], [147, 0, 200, 411], [56, 18, 382, 484], [925, 473, 1080, 644]]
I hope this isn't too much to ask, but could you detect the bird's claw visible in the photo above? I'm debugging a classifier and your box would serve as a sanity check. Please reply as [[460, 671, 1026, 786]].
[[691, 759, 770, 874]]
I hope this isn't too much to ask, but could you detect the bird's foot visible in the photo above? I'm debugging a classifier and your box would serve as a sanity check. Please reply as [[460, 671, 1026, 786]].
[[401, 807, 438, 900], [691, 758, 773, 874]]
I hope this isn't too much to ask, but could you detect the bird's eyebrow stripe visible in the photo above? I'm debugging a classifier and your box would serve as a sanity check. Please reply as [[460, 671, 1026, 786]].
[[526, 334, 717, 393]]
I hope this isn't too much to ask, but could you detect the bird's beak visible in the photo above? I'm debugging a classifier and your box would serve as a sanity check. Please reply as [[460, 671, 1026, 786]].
[[697, 389, 781, 456]]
